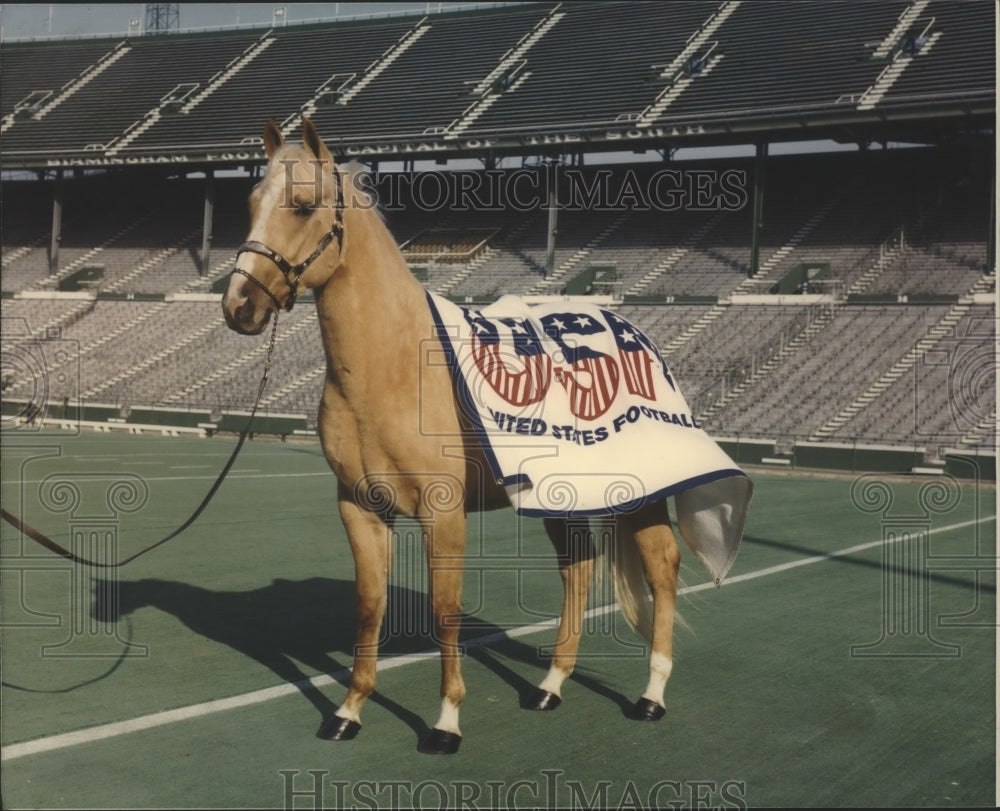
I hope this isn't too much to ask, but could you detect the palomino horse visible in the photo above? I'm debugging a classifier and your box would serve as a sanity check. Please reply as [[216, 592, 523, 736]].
[[223, 119, 684, 755]]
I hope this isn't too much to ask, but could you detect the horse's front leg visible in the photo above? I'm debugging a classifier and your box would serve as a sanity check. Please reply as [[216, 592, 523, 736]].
[[318, 489, 392, 741], [417, 509, 467, 755], [525, 517, 596, 710], [620, 500, 681, 721]]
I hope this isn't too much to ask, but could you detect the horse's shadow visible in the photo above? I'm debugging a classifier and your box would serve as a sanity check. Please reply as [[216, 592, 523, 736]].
[[93, 575, 632, 743]]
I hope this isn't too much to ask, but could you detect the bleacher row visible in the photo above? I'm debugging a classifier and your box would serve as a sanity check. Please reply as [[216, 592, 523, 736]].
[[1, 1, 994, 163], [1, 146, 993, 453], [3, 296, 992, 451]]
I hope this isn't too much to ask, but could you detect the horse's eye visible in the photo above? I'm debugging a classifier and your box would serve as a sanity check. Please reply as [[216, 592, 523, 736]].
[[295, 203, 313, 218]]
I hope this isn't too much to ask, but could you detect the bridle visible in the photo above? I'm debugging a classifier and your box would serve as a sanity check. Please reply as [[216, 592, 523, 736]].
[[232, 167, 345, 312]]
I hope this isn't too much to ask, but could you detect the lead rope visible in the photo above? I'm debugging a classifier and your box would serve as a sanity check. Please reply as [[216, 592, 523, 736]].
[[0, 312, 281, 569]]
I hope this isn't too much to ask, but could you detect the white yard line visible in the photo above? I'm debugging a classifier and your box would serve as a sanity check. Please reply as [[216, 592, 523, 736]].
[[2, 514, 993, 762]]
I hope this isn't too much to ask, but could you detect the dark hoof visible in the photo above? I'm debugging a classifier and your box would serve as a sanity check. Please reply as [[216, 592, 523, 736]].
[[627, 697, 666, 721], [523, 688, 562, 711], [417, 727, 462, 755], [317, 716, 361, 740]]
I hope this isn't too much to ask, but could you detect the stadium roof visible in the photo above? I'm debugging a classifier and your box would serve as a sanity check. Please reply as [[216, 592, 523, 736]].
[[0, 0, 994, 170]]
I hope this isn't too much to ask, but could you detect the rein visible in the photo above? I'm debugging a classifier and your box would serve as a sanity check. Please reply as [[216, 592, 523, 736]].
[[0, 313, 281, 569]]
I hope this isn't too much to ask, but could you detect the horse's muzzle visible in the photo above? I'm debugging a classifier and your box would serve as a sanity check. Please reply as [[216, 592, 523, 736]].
[[222, 276, 272, 335]]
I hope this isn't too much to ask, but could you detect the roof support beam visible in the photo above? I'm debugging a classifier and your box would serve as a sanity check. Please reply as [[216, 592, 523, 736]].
[[48, 169, 64, 276], [749, 141, 767, 277], [200, 170, 215, 277]]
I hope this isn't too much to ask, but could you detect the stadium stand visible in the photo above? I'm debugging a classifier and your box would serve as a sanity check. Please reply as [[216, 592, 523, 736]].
[[875, 0, 996, 110], [1, 35, 260, 158], [1, 1, 995, 469], [123, 21, 417, 153], [657, 1, 909, 124], [458, 2, 718, 137], [1, 39, 117, 131], [309, 5, 552, 143], [2, 1, 992, 163]]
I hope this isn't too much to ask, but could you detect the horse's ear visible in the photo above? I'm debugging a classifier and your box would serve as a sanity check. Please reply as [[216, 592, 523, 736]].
[[262, 119, 283, 159], [300, 117, 333, 165]]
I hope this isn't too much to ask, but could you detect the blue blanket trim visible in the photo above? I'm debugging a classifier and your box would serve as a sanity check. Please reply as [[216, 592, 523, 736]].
[[512, 468, 750, 518], [426, 292, 510, 488]]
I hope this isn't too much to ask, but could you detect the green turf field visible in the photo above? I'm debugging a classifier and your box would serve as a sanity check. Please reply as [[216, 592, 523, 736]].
[[1, 431, 995, 808]]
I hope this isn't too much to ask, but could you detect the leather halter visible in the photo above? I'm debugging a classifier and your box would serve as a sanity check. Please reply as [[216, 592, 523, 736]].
[[233, 168, 345, 312]]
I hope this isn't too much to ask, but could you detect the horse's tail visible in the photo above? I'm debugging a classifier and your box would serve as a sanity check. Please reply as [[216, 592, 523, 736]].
[[601, 520, 654, 643]]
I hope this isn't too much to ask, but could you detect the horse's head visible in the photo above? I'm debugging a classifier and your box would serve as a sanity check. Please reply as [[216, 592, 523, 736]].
[[223, 117, 344, 334]]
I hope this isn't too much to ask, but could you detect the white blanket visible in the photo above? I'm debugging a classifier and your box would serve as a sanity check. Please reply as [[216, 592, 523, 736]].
[[427, 292, 753, 585]]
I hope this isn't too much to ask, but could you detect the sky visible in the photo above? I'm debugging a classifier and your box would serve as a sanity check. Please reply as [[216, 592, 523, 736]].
[[0, 3, 474, 40]]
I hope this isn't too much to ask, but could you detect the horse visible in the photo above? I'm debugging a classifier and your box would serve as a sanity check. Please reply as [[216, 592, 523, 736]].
[[222, 118, 689, 755]]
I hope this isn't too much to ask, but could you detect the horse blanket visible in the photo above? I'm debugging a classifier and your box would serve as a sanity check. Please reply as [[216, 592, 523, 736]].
[[427, 292, 753, 585]]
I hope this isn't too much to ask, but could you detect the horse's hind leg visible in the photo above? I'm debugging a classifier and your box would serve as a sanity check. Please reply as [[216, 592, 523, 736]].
[[619, 500, 680, 720], [525, 517, 597, 710], [318, 490, 392, 741]]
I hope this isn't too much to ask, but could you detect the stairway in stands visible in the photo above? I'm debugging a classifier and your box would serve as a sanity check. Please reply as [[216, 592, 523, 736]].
[[10, 41, 131, 131], [109, 32, 277, 154], [259, 364, 325, 412], [164, 310, 319, 405], [526, 210, 630, 295], [1, 240, 47, 270], [316, 19, 431, 114], [651, 194, 842, 363], [625, 213, 723, 296], [101, 229, 201, 294], [446, 5, 565, 139], [696, 304, 837, 426], [8, 214, 156, 342], [68, 249, 241, 401], [809, 271, 997, 441], [857, 0, 939, 111], [32, 214, 152, 292], [80, 309, 215, 401], [434, 212, 534, 297], [636, 0, 741, 127]]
